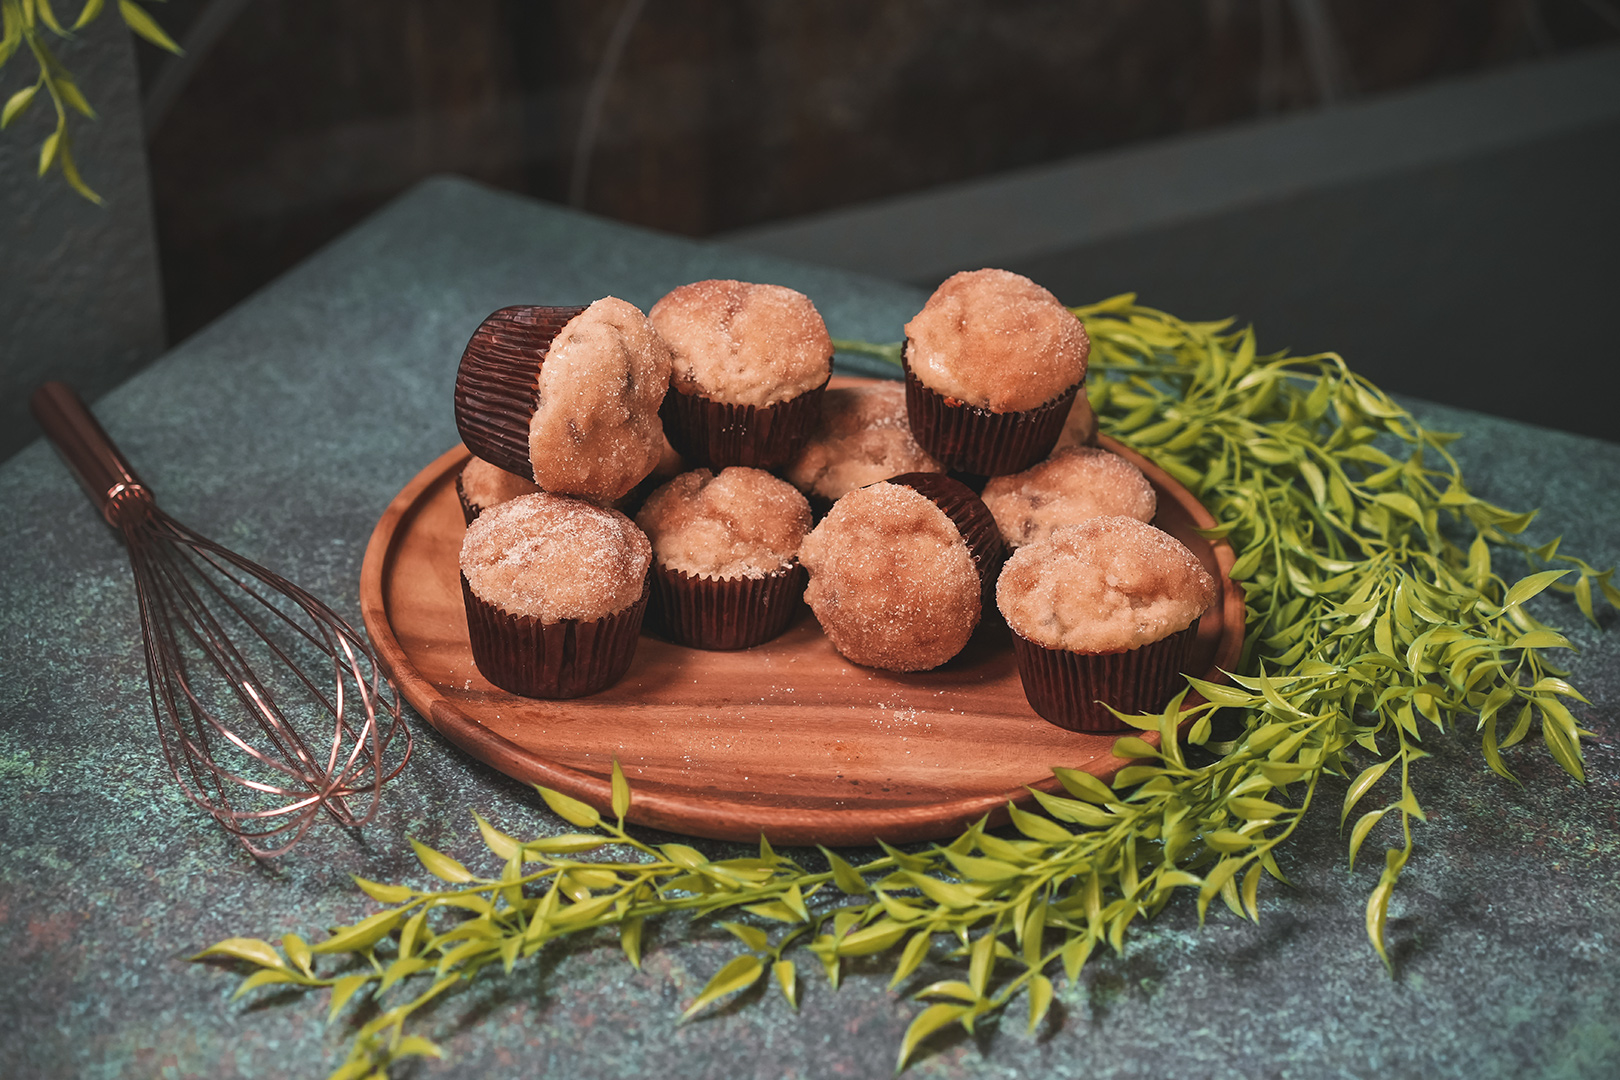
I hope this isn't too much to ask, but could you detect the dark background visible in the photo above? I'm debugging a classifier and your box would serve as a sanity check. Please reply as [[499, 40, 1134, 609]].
[[131, 0, 1620, 341]]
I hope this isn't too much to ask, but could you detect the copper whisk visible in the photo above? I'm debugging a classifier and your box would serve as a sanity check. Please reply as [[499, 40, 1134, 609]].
[[31, 382, 412, 857]]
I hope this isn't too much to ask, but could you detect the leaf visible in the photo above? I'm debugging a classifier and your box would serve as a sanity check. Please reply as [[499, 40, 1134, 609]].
[[191, 937, 286, 969], [680, 955, 764, 1021], [352, 876, 413, 904], [896, 1003, 970, 1071], [821, 847, 871, 895], [281, 933, 313, 977], [38, 125, 61, 176], [327, 974, 372, 1021], [1348, 808, 1387, 871], [410, 838, 474, 884], [1027, 973, 1054, 1033], [72, 0, 105, 31], [393, 1036, 445, 1060], [773, 959, 798, 1009], [610, 759, 632, 821], [720, 921, 769, 953], [230, 968, 298, 1000], [524, 833, 606, 855], [2, 83, 37, 128], [311, 909, 404, 955], [1500, 569, 1572, 611], [890, 930, 934, 989], [1340, 757, 1396, 825], [620, 916, 644, 969], [537, 785, 602, 829], [117, 0, 181, 53], [472, 812, 521, 861]]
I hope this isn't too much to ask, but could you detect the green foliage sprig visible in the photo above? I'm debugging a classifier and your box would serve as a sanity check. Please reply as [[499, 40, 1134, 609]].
[[1, 0, 179, 202], [202, 297, 1612, 1078]]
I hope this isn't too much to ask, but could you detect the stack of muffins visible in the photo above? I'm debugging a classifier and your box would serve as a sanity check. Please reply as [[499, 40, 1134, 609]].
[[448, 269, 1215, 732]]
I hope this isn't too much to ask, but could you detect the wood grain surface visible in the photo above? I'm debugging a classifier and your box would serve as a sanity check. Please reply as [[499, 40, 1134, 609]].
[[360, 397, 1244, 846]]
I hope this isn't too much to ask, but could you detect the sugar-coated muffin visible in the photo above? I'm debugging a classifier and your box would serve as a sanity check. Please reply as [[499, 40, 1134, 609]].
[[997, 516, 1215, 731], [783, 382, 943, 511], [459, 492, 652, 698], [636, 467, 812, 649], [454, 298, 672, 504], [901, 269, 1090, 476], [798, 475, 1004, 672], [980, 448, 1156, 548], [649, 280, 832, 469], [457, 456, 541, 525]]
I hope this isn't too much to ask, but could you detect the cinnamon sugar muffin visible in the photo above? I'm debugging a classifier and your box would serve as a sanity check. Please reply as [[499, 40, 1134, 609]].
[[902, 269, 1090, 476], [980, 448, 1156, 548], [457, 456, 541, 525], [649, 280, 832, 469], [635, 467, 812, 649], [997, 516, 1215, 731], [798, 474, 1004, 672], [460, 492, 652, 698], [453, 298, 672, 504], [783, 382, 943, 514]]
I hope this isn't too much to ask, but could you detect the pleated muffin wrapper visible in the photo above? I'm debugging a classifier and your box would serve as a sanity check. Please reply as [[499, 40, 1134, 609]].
[[454, 305, 587, 481], [887, 471, 1007, 612], [650, 560, 808, 651], [461, 574, 649, 699], [1010, 621, 1200, 733], [902, 346, 1081, 477], [659, 377, 829, 470]]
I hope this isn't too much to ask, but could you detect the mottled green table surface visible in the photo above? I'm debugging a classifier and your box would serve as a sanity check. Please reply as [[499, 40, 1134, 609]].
[[2, 177, 1615, 1080]]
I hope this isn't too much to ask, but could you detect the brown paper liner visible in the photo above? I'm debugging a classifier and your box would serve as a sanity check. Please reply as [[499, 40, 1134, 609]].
[[1010, 621, 1200, 733], [462, 574, 648, 699], [650, 561, 807, 650], [887, 471, 1007, 609], [455, 470, 478, 526], [453, 305, 587, 481], [902, 347, 1080, 477], [660, 378, 829, 470]]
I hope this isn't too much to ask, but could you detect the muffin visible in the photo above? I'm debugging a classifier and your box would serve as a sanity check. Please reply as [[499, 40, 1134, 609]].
[[457, 456, 541, 525], [798, 473, 1005, 672], [783, 381, 944, 516], [635, 467, 812, 650], [902, 269, 1089, 476], [1053, 389, 1100, 451], [460, 492, 652, 698], [979, 448, 1156, 548], [649, 279, 832, 469], [996, 517, 1215, 732], [453, 298, 672, 503]]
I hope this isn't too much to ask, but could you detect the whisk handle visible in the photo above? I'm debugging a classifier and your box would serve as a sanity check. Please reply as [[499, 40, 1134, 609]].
[[30, 381, 152, 526]]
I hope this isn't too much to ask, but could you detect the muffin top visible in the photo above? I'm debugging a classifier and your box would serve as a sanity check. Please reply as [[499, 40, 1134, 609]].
[[783, 382, 943, 501], [903, 269, 1089, 413], [635, 467, 812, 579], [1052, 389, 1099, 451], [460, 456, 540, 513], [798, 481, 980, 671], [649, 279, 833, 407], [996, 517, 1215, 653], [461, 492, 651, 623], [528, 297, 672, 503], [980, 448, 1157, 547]]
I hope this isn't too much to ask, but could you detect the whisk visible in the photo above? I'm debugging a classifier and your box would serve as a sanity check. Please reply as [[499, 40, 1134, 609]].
[[31, 382, 412, 857]]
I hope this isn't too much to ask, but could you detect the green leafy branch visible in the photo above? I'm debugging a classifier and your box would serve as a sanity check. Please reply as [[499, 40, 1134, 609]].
[[201, 296, 1612, 1078], [1, 0, 179, 202]]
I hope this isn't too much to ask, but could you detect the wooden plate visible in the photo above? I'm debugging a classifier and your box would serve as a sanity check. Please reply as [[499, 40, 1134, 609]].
[[359, 392, 1244, 847]]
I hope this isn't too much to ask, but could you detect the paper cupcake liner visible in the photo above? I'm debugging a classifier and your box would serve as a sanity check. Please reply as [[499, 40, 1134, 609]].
[[902, 347, 1080, 477], [454, 305, 586, 481], [660, 378, 829, 470], [888, 471, 1007, 608], [650, 561, 807, 650], [455, 469, 479, 526], [462, 573, 648, 699], [1010, 622, 1199, 733]]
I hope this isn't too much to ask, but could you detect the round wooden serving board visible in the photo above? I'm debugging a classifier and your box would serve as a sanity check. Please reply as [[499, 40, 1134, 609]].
[[360, 390, 1244, 847]]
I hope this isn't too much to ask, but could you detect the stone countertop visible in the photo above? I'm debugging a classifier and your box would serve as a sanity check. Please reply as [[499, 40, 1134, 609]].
[[0, 176, 1615, 1080]]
